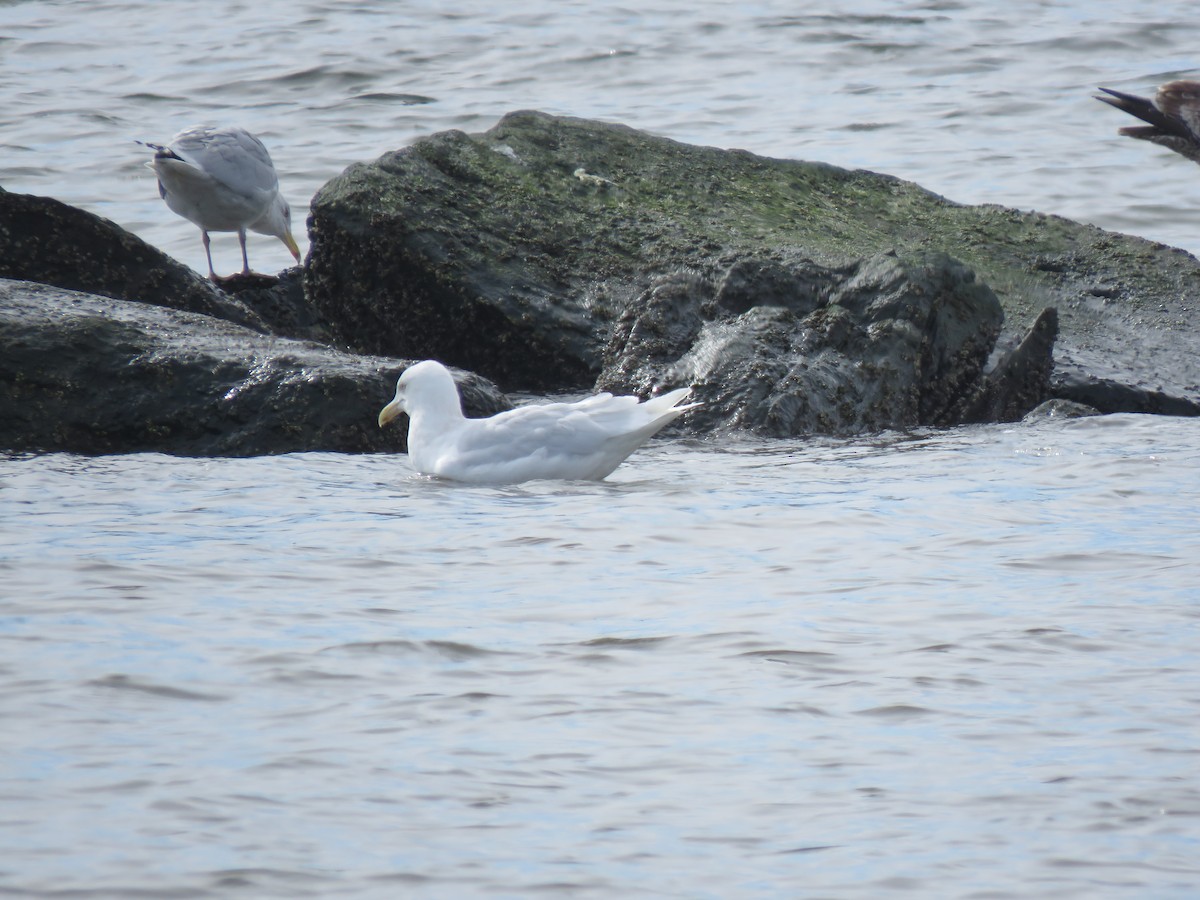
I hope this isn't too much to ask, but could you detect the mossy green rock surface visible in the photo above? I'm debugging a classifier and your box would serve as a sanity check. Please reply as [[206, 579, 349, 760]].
[[307, 110, 1199, 417]]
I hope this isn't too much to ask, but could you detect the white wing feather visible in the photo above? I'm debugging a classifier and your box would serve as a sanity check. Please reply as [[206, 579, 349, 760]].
[[431, 389, 694, 482], [382, 361, 698, 483]]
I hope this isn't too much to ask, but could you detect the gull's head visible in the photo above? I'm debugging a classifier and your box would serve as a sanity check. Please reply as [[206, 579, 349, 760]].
[[256, 194, 301, 264], [276, 198, 301, 263], [378, 360, 460, 428]]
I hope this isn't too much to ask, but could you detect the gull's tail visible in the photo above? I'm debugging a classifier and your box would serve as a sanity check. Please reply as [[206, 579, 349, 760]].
[[134, 138, 184, 161], [644, 386, 701, 417]]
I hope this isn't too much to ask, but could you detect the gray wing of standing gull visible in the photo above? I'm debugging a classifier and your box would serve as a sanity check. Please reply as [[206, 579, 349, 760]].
[[167, 126, 282, 203], [1096, 81, 1200, 166]]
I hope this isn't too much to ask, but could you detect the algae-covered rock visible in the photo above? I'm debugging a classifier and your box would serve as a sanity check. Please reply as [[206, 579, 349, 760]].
[[0, 279, 509, 456], [306, 110, 1200, 415]]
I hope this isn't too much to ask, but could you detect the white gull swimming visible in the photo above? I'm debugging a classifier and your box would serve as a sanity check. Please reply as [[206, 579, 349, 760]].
[[378, 360, 699, 483], [141, 125, 301, 280]]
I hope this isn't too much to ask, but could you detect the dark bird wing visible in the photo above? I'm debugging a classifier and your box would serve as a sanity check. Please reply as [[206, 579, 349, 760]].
[[1096, 81, 1200, 165]]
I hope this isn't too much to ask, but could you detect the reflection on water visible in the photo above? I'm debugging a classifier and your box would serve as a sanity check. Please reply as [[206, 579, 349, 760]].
[[2, 414, 1199, 897]]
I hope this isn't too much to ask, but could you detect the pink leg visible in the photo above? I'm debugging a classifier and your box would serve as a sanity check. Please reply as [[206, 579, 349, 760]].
[[202, 230, 217, 280], [238, 228, 251, 275]]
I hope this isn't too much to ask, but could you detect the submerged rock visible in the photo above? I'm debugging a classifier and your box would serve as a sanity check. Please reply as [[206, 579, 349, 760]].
[[0, 279, 509, 456], [1023, 398, 1101, 420]]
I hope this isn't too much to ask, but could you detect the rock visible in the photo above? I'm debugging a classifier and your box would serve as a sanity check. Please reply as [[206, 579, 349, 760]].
[[596, 252, 1011, 435], [220, 268, 333, 344], [958, 307, 1059, 424], [1023, 398, 1101, 421], [0, 188, 264, 330], [1048, 369, 1200, 417], [306, 110, 1199, 416], [6, 110, 1199, 460], [0, 279, 510, 456]]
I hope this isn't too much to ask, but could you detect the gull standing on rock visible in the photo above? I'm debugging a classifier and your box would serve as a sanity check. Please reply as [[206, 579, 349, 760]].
[[1096, 81, 1200, 165], [378, 360, 699, 484], [141, 125, 301, 281]]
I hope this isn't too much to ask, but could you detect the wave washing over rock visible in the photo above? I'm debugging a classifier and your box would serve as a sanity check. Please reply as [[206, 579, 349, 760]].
[[3, 112, 1199, 455]]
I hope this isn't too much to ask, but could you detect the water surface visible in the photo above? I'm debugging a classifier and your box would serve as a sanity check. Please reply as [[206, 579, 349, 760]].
[[2, 415, 1198, 897]]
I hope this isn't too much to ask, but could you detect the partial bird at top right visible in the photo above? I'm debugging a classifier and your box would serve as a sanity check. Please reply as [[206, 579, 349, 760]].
[[1096, 80, 1200, 166]]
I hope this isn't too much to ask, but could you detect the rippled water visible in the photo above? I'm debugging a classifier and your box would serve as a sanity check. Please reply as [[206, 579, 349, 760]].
[[3, 415, 1199, 897], [4, 0, 1200, 276]]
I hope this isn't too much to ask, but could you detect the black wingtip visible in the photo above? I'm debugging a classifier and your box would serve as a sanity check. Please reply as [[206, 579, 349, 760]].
[[134, 138, 181, 160], [1092, 86, 1179, 133], [1095, 87, 1139, 107]]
